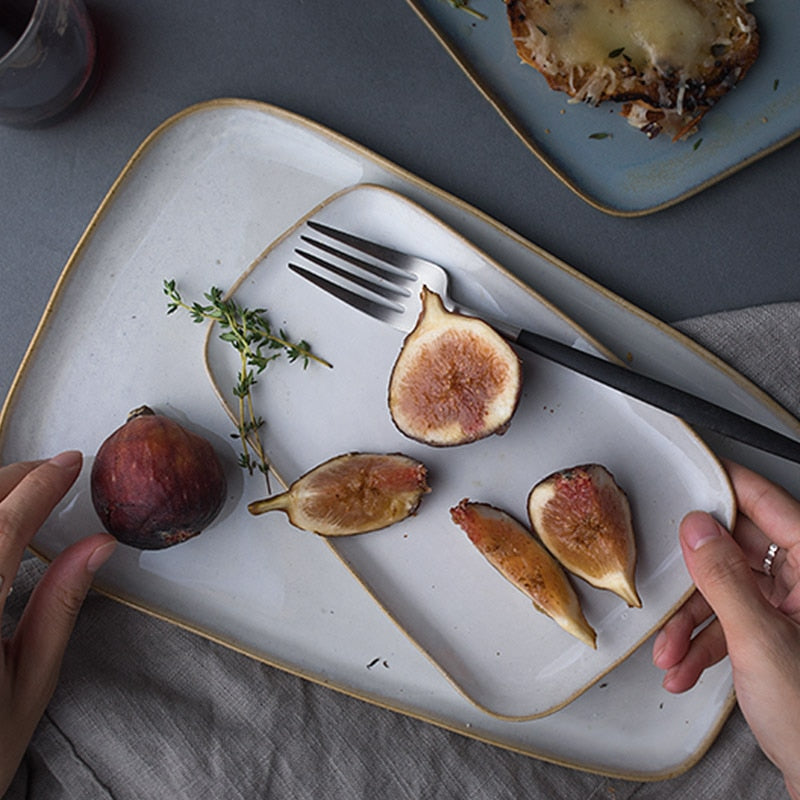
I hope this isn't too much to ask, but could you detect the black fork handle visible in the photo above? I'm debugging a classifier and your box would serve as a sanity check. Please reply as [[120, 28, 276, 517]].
[[513, 328, 800, 465]]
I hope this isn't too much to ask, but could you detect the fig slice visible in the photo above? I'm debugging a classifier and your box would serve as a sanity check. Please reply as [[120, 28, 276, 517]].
[[247, 452, 430, 536], [451, 499, 597, 649], [388, 287, 522, 446], [528, 464, 641, 608]]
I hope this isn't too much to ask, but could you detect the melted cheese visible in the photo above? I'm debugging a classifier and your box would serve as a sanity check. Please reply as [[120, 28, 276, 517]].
[[508, 0, 758, 138], [541, 0, 721, 73]]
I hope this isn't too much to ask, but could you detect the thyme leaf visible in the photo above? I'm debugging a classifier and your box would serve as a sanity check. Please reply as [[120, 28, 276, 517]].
[[444, 0, 486, 20], [164, 278, 332, 480]]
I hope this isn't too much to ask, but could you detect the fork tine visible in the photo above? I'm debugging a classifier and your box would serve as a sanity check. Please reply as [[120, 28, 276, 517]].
[[288, 263, 405, 326], [298, 235, 409, 280], [306, 220, 415, 273], [294, 246, 409, 302]]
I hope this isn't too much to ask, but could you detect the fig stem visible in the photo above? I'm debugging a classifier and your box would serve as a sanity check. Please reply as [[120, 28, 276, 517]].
[[126, 405, 155, 422], [247, 493, 290, 516]]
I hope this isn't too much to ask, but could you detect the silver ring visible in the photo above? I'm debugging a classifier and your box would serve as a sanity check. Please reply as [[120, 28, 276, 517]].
[[762, 542, 780, 576]]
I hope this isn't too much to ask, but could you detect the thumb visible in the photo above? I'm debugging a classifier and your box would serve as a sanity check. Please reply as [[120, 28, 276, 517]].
[[679, 511, 772, 646], [11, 533, 117, 704]]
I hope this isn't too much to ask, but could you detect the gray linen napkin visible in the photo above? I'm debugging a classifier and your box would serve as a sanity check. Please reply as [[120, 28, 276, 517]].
[[4, 303, 799, 800]]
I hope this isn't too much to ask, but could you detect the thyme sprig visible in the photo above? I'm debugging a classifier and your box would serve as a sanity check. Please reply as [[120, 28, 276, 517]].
[[163, 279, 331, 478], [445, 0, 487, 20]]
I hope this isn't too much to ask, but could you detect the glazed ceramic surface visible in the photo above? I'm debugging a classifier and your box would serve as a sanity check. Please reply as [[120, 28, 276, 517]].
[[3, 100, 798, 778], [407, 1, 800, 215], [206, 184, 732, 720]]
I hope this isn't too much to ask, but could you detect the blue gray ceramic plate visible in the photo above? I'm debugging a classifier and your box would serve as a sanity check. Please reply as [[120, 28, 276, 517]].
[[407, 0, 800, 215]]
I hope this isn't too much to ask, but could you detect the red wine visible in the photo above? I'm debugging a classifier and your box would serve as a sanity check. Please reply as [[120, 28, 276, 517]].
[[0, 0, 96, 125]]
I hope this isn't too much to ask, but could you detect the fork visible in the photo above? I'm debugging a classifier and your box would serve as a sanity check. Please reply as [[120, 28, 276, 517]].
[[289, 220, 800, 465]]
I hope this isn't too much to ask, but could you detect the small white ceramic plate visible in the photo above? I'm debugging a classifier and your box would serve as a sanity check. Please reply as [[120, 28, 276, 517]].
[[407, 0, 800, 215], [206, 184, 734, 719]]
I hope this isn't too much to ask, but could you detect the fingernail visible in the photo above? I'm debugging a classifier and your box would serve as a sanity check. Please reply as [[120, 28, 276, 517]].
[[49, 450, 82, 470], [662, 668, 680, 694], [681, 512, 723, 552], [652, 629, 667, 663], [87, 540, 117, 574]]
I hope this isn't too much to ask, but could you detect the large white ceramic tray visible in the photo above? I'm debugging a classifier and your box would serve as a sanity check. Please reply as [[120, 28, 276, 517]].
[[3, 100, 799, 779], [207, 183, 733, 720], [407, 0, 800, 215]]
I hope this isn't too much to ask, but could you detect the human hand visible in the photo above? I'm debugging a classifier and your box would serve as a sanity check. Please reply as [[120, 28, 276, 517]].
[[0, 452, 116, 796], [653, 460, 800, 799]]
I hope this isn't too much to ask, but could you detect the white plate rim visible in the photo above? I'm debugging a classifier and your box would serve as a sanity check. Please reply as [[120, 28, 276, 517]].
[[1, 98, 771, 780]]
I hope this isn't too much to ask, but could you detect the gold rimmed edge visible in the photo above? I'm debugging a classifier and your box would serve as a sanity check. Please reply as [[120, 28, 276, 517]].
[[0, 97, 771, 781], [404, 0, 800, 218]]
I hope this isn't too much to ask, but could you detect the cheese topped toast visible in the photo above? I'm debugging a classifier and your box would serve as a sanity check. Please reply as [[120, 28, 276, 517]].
[[506, 0, 759, 139]]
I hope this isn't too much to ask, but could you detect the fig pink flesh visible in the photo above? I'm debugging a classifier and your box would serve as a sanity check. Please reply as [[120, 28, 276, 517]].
[[451, 499, 596, 648], [248, 452, 430, 536], [529, 465, 640, 608]]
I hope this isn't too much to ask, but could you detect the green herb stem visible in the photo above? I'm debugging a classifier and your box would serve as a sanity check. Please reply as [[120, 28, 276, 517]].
[[445, 0, 486, 20], [163, 279, 331, 479]]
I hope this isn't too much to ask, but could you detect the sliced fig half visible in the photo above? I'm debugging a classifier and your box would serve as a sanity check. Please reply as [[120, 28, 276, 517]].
[[528, 464, 641, 608], [451, 499, 597, 648], [388, 287, 522, 446], [247, 452, 430, 536]]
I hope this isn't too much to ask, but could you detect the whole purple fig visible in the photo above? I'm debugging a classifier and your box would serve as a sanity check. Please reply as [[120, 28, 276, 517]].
[[90, 405, 227, 549]]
